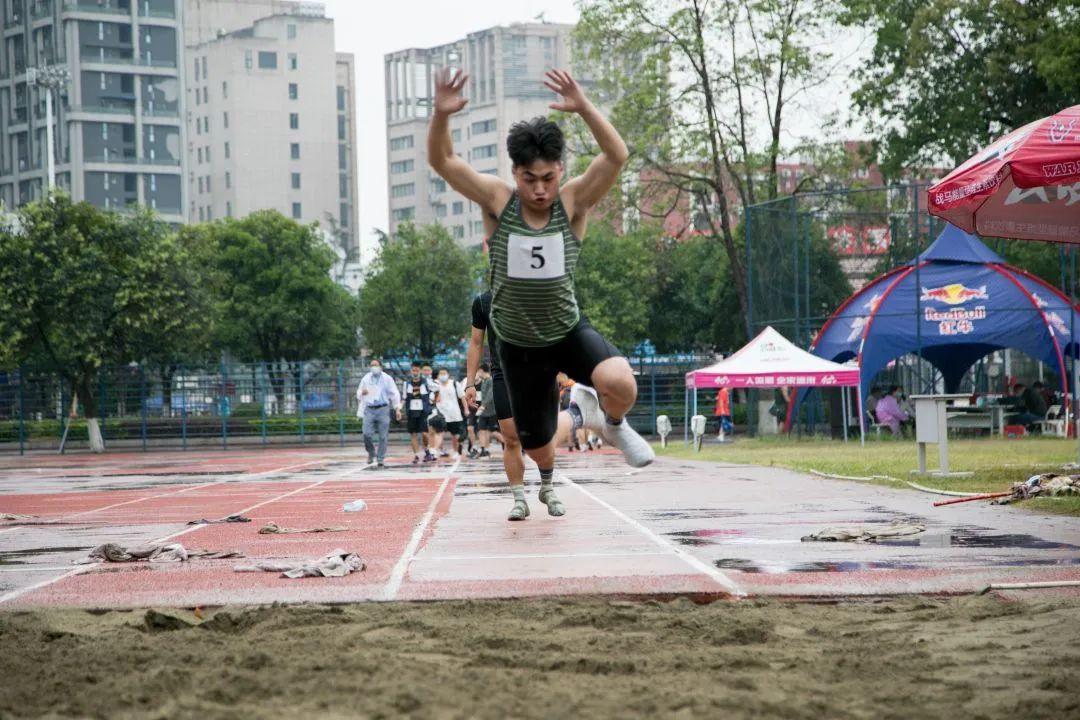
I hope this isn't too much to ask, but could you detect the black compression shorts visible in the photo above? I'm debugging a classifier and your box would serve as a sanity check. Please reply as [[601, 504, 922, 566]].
[[496, 318, 620, 450], [406, 413, 428, 434], [489, 368, 514, 421]]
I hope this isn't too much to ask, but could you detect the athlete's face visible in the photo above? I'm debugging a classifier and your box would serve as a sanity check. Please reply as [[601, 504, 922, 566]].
[[410, 367, 420, 378], [513, 160, 563, 211]]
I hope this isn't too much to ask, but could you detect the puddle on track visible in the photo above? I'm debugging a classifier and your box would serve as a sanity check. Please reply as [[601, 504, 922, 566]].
[[0, 546, 92, 566], [876, 526, 1080, 550], [646, 508, 745, 521], [714, 555, 1080, 574]]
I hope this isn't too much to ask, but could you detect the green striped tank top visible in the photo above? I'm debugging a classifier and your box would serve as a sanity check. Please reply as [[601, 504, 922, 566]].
[[488, 192, 581, 347]]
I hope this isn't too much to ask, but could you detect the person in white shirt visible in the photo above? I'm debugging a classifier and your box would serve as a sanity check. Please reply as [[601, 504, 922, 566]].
[[430, 368, 466, 460], [356, 358, 401, 468]]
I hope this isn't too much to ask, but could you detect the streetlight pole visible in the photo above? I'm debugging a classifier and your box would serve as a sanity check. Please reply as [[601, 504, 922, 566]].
[[26, 65, 70, 193]]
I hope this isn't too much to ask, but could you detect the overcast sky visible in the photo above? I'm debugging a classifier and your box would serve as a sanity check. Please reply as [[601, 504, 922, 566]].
[[321, 0, 580, 263]]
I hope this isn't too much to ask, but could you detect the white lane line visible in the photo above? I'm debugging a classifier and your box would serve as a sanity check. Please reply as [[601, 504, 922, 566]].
[[0, 461, 367, 606], [0, 566, 82, 573], [560, 471, 744, 596], [416, 551, 674, 562], [25, 458, 331, 524], [0, 562, 101, 605], [383, 458, 459, 601]]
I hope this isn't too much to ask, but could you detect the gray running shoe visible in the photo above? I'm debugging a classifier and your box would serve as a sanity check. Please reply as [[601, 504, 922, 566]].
[[600, 420, 655, 468], [538, 487, 566, 517], [508, 499, 530, 521]]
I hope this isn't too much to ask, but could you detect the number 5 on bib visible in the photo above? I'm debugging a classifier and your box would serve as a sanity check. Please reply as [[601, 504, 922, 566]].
[[507, 233, 565, 280]]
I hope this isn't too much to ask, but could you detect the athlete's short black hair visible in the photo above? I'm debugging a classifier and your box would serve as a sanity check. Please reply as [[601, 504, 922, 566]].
[[507, 116, 564, 168], [411, 361, 421, 369], [480, 363, 490, 373]]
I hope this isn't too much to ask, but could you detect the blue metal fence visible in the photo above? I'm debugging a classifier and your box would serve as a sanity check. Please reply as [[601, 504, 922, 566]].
[[0, 356, 712, 454]]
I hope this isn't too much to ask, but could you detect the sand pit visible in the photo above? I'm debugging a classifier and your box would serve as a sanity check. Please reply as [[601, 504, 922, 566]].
[[2, 596, 1078, 719]]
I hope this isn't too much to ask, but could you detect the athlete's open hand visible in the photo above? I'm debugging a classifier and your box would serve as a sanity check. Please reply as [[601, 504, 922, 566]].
[[434, 67, 469, 116], [544, 70, 589, 114]]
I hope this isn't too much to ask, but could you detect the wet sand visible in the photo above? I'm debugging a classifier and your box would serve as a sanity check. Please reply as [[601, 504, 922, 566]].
[[2, 595, 1078, 719]]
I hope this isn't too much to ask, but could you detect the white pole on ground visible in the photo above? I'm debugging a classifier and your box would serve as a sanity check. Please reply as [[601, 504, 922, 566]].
[[857, 383, 866, 446], [841, 387, 849, 443], [684, 385, 689, 445]]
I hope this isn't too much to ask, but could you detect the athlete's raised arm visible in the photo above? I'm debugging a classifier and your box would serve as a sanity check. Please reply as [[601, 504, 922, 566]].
[[428, 68, 509, 216], [549, 70, 629, 218]]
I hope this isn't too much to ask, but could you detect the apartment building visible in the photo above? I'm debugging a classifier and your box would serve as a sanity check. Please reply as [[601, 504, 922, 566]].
[[0, 0, 186, 221], [385, 22, 575, 246], [183, 1, 358, 259]]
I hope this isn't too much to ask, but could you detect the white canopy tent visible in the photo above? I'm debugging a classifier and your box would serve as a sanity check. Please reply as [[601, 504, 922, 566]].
[[684, 327, 865, 444]]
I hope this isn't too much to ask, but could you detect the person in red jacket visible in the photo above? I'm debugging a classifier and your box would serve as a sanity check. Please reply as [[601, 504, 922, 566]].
[[714, 387, 732, 439]]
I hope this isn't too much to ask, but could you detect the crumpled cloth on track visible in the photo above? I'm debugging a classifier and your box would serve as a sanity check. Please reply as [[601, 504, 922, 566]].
[[187, 514, 252, 525], [1, 513, 37, 521], [996, 474, 1080, 504], [233, 548, 365, 579], [801, 522, 926, 543], [258, 521, 347, 535], [77, 543, 244, 564]]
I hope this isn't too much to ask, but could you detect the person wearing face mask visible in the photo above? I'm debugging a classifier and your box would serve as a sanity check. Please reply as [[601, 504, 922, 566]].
[[431, 367, 466, 460], [402, 361, 437, 464], [421, 364, 441, 453], [356, 358, 401, 468]]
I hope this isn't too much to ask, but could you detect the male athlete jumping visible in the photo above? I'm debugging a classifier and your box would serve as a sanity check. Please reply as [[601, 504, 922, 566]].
[[429, 66, 653, 503], [465, 291, 597, 520]]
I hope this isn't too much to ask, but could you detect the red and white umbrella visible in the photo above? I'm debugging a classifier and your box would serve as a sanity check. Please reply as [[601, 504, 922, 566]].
[[928, 105, 1080, 242]]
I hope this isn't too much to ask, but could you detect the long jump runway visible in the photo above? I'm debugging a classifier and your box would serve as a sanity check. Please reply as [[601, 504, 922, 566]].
[[0, 446, 1078, 608]]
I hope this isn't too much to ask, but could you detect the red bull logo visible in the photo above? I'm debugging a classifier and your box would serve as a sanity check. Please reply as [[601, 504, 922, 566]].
[[920, 283, 989, 306]]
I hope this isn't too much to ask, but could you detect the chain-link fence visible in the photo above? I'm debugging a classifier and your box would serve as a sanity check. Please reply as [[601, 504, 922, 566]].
[[0, 356, 712, 454]]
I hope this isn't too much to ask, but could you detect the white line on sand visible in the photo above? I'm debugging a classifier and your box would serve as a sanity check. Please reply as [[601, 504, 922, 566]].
[[382, 458, 459, 601], [560, 471, 744, 596]]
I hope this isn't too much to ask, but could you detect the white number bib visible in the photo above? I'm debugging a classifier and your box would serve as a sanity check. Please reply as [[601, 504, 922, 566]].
[[507, 233, 565, 280], [409, 399, 424, 411]]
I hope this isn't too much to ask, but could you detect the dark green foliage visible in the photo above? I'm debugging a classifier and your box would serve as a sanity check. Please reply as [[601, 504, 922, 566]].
[[0, 195, 206, 417], [839, 0, 1080, 176], [358, 223, 474, 358], [185, 211, 361, 363], [575, 221, 657, 350]]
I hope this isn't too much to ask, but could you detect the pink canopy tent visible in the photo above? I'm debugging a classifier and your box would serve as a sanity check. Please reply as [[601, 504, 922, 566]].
[[684, 327, 864, 443]]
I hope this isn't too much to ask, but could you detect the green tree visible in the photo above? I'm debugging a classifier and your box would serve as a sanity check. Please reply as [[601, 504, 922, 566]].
[[0, 195, 206, 451], [187, 211, 361, 406], [839, 0, 1080, 176], [575, 220, 658, 350], [649, 236, 741, 353], [358, 223, 473, 358], [575, 0, 842, 330]]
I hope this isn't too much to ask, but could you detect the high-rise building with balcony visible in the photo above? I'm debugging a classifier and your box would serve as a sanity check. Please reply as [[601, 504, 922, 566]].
[[384, 22, 575, 246], [0, 0, 186, 221], [182, 0, 358, 260]]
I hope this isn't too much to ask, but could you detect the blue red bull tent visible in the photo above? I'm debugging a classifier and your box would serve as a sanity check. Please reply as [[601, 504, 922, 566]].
[[798, 223, 1080, 427]]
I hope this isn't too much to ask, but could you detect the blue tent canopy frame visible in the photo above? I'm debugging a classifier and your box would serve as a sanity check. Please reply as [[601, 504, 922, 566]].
[[797, 224, 1080, 423]]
